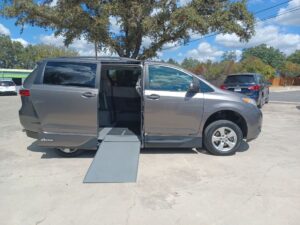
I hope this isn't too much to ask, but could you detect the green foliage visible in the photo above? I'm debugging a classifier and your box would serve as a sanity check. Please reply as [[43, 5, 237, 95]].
[[0, 35, 24, 68], [1, 0, 254, 59], [241, 44, 285, 69], [280, 61, 300, 77], [0, 35, 78, 69], [240, 56, 275, 80], [166, 58, 179, 65], [181, 57, 201, 70], [221, 51, 237, 62], [287, 50, 300, 65], [180, 55, 276, 81]]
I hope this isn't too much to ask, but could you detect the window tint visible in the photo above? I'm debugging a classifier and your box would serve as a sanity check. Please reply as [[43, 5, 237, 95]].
[[23, 67, 38, 86], [258, 75, 265, 84], [148, 65, 193, 92], [44, 62, 96, 88], [199, 80, 214, 92], [107, 68, 141, 87], [224, 75, 255, 84]]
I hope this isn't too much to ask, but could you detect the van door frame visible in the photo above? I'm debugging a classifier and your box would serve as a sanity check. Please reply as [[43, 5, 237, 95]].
[[99, 62, 144, 147]]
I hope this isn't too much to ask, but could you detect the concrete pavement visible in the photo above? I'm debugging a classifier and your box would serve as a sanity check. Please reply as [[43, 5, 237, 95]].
[[0, 96, 300, 225]]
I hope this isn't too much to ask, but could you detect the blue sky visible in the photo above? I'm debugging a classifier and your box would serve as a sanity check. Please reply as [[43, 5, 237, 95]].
[[0, 0, 299, 62]]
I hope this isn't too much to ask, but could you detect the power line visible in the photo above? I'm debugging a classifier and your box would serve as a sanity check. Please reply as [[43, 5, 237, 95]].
[[260, 5, 300, 21], [253, 0, 292, 14], [162, 2, 299, 51]]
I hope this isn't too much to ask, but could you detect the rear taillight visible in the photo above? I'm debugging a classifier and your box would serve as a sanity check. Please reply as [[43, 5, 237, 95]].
[[248, 85, 260, 91], [19, 89, 30, 96], [220, 84, 227, 90]]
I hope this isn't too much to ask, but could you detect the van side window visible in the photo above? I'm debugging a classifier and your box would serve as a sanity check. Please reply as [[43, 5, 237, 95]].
[[147, 65, 192, 92], [107, 69, 140, 87], [199, 80, 214, 92], [43, 62, 96, 88]]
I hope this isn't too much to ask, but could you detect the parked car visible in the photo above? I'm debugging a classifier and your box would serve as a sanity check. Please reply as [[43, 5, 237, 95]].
[[220, 73, 270, 108], [0, 80, 17, 95], [19, 57, 262, 156]]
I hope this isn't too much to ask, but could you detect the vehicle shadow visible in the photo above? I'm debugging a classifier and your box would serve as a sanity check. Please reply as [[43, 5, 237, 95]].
[[27, 141, 96, 159], [296, 106, 300, 110], [27, 140, 249, 159]]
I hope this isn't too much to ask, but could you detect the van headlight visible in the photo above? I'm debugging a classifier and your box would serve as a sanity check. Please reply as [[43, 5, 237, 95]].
[[242, 97, 256, 106]]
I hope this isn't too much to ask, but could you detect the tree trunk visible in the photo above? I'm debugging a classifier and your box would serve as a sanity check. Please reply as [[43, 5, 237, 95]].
[[94, 42, 98, 59]]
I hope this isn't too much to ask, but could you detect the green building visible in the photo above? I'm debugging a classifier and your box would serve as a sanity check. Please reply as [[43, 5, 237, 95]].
[[0, 68, 32, 84]]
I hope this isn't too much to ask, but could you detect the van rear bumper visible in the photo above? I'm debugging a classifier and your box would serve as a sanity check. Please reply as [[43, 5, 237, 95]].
[[24, 130, 39, 139]]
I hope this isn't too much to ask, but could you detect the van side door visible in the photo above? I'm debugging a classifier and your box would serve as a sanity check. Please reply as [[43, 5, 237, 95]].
[[143, 63, 204, 147], [30, 61, 99, 149]]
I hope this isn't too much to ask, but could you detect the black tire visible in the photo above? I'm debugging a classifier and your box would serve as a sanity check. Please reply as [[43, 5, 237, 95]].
[[257, 97, 263, 108], [55, 148, 84, 157], [204, 120, 243, 156], [265, 97, 269, 104]]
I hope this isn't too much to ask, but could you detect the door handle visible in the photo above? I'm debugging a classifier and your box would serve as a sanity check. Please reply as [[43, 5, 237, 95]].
[[82, 92, 96, 98], [147, 94, 160, 100]]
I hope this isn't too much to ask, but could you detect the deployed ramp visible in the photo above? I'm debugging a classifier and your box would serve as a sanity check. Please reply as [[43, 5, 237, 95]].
[[84, 128, 141, 183]]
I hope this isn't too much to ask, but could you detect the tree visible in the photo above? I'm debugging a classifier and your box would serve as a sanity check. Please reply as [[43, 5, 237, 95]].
[[0, 35, 78, 69], [181, 57, 201, 70], [166, 58, 179, 65], [2, 0, 254, 59], [241, 44, 285, 69], [240, 56, 275, 80], [221, 51, 237, 62], [281, 61, 300, 78], [287, 50, 300, 65], [0, 35, 25, 68]]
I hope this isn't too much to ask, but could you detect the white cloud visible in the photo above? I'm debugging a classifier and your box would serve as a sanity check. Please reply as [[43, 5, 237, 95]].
[[48, 0, 58, 7], [40, 34, 117, 56], [178, 0, 192, 6], [187, 42, 223, 62], [0, 23, 10, 36], [141, 36, 152, 49], [163, 41, 180, 51], [12, 38, 29, 47], [276, 0, 300, 26], [235, 49, 242, 61], [215, 22, 300, 55], [109, 16, 121, 33]]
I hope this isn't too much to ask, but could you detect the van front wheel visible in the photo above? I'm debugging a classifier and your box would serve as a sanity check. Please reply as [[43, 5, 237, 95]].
[[55, 148, 83, 157], [204, 120, 243, 156]]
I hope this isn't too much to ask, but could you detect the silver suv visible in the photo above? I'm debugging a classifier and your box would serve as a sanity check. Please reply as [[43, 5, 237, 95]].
[[19, 57, 262, 156]]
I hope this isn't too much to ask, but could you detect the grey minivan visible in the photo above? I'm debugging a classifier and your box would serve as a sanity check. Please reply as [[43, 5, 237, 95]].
[[19, 57, 262, 156]]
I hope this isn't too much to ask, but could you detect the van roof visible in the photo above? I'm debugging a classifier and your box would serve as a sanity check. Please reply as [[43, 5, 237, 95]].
[[45, 56, 141, 64]]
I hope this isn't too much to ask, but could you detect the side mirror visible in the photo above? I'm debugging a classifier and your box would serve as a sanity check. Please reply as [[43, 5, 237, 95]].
[[188, 82, 199, 93]]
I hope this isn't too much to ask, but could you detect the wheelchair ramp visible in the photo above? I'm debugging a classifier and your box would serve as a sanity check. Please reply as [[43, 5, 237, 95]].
[[84, 128, 141, 183]]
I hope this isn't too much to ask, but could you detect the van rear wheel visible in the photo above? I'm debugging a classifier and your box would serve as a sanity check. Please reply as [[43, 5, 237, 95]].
[[204, 120, 243, 156], [55, 148, 83, 157]]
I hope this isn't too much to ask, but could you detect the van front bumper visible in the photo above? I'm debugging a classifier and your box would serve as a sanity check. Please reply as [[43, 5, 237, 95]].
[[245, 107, 263, 141]]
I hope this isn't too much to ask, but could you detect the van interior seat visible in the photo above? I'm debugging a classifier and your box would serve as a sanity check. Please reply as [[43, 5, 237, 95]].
[[99, 67, 141, 134]]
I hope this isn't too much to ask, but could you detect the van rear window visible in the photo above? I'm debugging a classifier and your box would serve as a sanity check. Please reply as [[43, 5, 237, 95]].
[[0, 81, 15, 86], [43, 62, 96, 88], [224, 75, 255, 84]]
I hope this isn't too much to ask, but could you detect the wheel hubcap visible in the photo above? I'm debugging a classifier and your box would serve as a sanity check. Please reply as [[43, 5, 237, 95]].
[[58, 148, 77, 154], [212, 127, 237, 152]]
